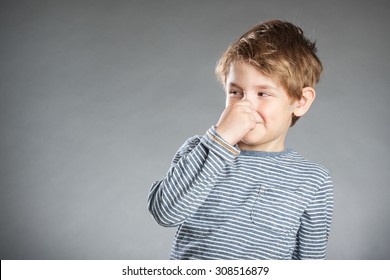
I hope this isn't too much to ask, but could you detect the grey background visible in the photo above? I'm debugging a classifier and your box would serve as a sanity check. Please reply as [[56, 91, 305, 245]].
[[1, 0, 389, 260]]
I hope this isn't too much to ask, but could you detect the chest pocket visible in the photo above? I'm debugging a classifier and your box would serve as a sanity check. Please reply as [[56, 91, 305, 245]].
[[250, 185, 303, 238]]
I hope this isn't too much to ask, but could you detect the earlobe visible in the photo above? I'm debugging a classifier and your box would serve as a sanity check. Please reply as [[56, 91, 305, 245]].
[[293, 87, 316, 117]]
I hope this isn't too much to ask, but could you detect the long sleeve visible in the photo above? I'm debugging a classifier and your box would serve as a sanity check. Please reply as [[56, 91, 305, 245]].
[[148, 127, 240, 227], [293, 175, 334, 259]]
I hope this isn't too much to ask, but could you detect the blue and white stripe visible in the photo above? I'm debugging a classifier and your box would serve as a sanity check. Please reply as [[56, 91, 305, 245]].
[[148, 127, 333, 259]]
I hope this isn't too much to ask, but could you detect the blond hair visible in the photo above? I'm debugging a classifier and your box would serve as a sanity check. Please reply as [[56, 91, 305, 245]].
[[215, 20, 323, 126]]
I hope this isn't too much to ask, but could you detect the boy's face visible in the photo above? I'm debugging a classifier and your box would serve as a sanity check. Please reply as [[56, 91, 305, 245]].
[[224, 61, 298, 152]]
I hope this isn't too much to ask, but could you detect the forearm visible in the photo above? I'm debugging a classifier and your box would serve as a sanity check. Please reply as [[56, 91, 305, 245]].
[[293, 176, 334, 259], [148, 127, 239, 227]]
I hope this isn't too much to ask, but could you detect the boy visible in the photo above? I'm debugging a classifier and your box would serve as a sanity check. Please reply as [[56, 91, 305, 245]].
[[148, 20, 333, 259]]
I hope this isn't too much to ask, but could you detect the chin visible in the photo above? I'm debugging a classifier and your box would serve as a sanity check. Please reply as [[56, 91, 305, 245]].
[[240, 135, 263, 147]]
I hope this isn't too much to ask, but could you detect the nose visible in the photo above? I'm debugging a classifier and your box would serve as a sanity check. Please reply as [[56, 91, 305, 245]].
[[242, 92, 256, 105]]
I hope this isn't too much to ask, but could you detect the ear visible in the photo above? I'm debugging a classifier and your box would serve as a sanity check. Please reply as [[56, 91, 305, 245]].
[[293, 87, 316, 117]]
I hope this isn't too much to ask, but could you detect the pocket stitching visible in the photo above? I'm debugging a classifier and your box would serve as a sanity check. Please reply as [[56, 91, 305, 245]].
[[250, 185, 302, 236]]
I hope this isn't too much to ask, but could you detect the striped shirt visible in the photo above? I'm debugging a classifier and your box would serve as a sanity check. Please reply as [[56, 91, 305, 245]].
[[148, 127, 334, 259]]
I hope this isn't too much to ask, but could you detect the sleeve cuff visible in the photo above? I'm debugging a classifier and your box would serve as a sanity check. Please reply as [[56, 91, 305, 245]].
[[202, 126, 240, 162]]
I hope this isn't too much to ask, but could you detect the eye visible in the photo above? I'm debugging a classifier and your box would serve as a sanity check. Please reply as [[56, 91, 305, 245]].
[[229, 91, 243, 97], [258, 92, 270, 97]]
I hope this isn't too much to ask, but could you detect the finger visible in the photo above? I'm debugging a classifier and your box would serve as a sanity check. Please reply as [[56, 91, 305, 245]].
[[238, 99, 254, 108], [253, 111, 262, 123]]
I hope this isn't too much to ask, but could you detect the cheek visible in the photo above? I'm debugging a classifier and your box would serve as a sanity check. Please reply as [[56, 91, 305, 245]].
[[254, 104, 274, 121], [257, 104, 290, 123], [225, 95, 233, 107], [225, 99, 231, 107]]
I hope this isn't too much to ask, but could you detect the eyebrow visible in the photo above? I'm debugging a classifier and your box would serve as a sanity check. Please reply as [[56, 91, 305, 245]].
[[226, 82, 242, 89], [227, 82, 279, 92]]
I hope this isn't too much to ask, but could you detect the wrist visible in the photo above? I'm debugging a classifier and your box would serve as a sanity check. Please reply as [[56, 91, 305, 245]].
[[215, 125, 239, 146], [208, 126, 240, 156]]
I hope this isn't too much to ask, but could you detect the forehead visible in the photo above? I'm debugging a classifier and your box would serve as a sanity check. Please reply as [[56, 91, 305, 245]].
[[225, 61, 281, 89]]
